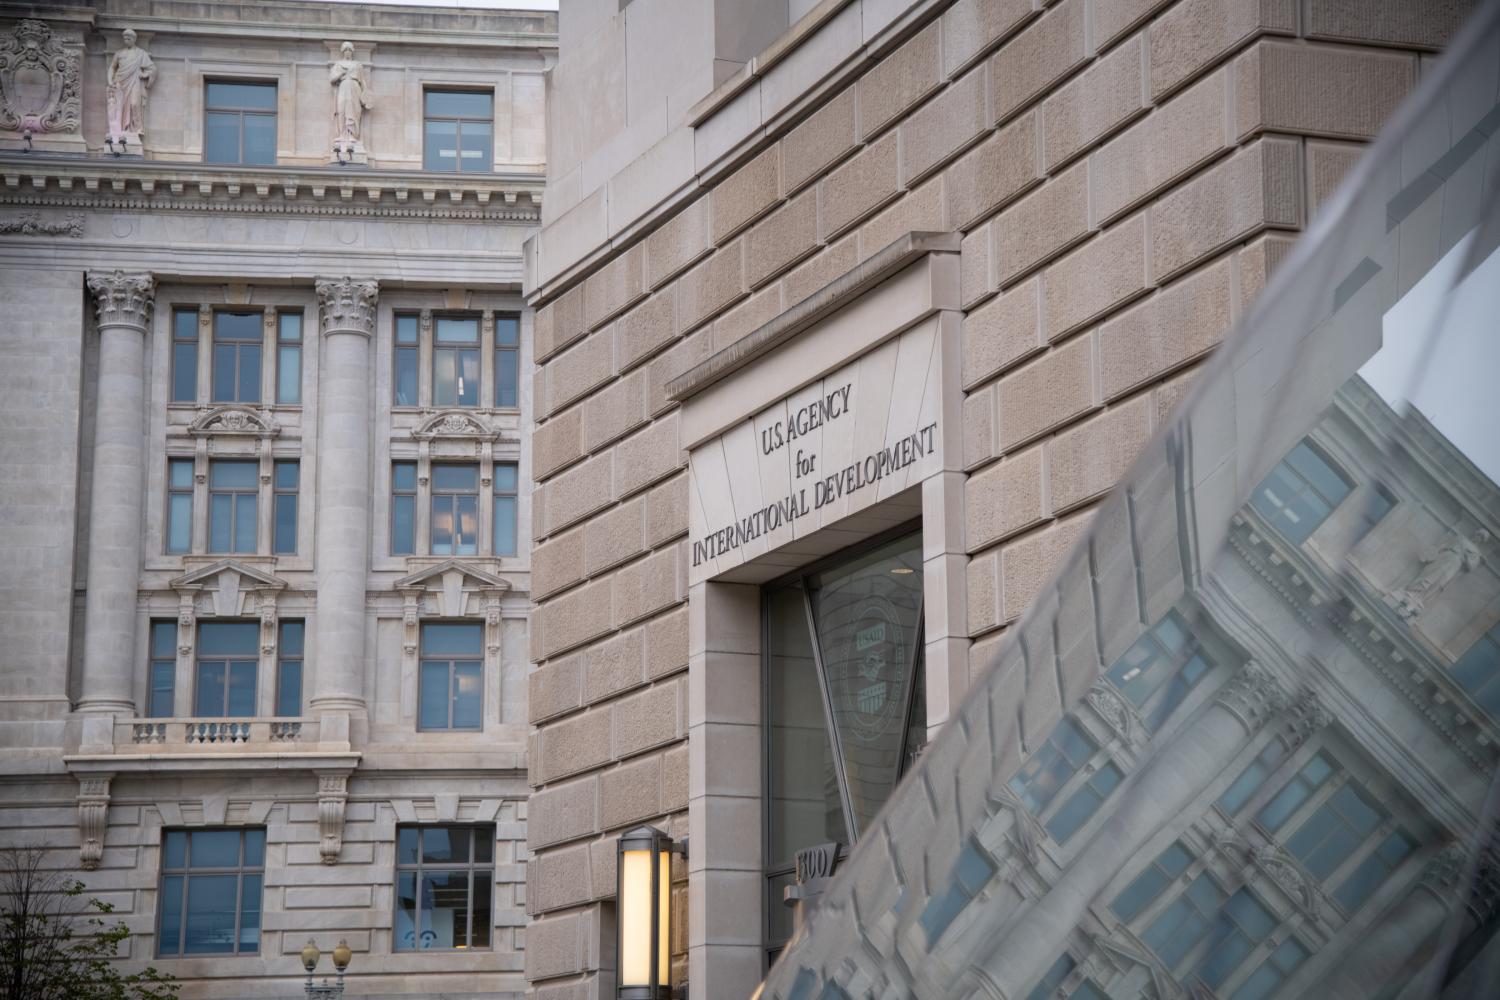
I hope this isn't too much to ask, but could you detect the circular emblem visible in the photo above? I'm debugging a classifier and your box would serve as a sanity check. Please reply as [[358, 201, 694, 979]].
[[836, 597, 907, 744]]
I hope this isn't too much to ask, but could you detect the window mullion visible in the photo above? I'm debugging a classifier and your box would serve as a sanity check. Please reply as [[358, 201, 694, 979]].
[[800, 583, 858, 843]]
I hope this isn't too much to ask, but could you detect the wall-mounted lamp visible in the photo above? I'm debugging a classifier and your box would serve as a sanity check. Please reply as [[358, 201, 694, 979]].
[[300, 938, 353, 998], [21, 127, 32, 152], [616, 825, 685, 1000]]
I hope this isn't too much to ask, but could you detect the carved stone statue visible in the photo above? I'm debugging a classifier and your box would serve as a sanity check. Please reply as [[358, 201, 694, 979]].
[[105, 28, 154, 147], [329, 41, 370, 164], [1396, 527, 1489, 619]]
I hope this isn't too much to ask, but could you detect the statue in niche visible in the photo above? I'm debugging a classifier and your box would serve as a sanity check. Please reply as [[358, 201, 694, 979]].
[[1396, 527, 1490, 619], [105, 28, 154, 146], [329, 41, 370, 164]]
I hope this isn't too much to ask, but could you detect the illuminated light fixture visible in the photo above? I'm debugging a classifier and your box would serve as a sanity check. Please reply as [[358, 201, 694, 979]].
[[616, 825, 685, 999], [890, 566, 915, 575]]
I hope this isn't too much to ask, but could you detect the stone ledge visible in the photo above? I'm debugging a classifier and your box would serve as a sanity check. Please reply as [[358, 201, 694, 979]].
[[666, 230, 960, 402]]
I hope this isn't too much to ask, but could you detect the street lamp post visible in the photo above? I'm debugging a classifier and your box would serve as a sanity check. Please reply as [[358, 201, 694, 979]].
[[300, 938, 353, 998]]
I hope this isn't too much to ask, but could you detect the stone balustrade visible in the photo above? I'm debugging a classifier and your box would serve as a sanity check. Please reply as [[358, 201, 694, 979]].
[[118, 716, 316, 751]]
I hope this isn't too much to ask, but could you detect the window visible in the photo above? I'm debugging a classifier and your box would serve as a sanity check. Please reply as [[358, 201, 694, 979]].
[[1256, 752, 1336, 832], [167, 458, 194, 554], [494, 314, 519, 408], [392, 461, 417, 555], [1333, 828, 1416, 911], [204, 81, 276, 165], [171, 309, 198, 402], [433, 317, 480, 407], [158, 828, 264, 956], [1111, 840, 1194, 922], [208, 460, 257, 554], [1009, 717, 1096, 815], [1195, 889, 1278, 990], [418, 623, 482, 730], [394, 314, 419, 406], [1249, 439, 1352, 544], [211, 312, 262, 404], [493, 463, 517, 557], [1230, 937, 1310, 1000], [431, 465, 479, 555], [919, 840, 996, 946], [423, 90, 493, 172], [1453, 621, 1500, 719], [1044, 761, 1123, 843], [1285, 780, 1384, 880], [1105, 612, 1213, 731], [148, 621, 176, 718], [273, 460, 298, 555], [394, 825, 494, 950], [1218, 740, 1289, 816], [1353, 483, 1395, 540], [1071, 983, 1109, 1000], [276, 312, 302, 404], [195, 622, 257, 717], [1024, 954, 1076, 1000], [1141, 872, 1225, 970], [276, 621, 303, 718]]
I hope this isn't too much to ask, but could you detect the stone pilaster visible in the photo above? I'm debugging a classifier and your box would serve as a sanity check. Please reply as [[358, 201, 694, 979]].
[[310, 277, 377, 715], [78, 270, 154, 715]]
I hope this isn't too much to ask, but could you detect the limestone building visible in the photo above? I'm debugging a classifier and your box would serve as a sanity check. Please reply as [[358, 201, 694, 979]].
[[520, 0, 1494, 998], [0, 2, 553, 997]]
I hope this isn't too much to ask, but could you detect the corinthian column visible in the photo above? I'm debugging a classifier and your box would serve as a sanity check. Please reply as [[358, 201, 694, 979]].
[[310, 276, 377, 714], [78, 271, 154, 715], [982, 662, 1292, 993]]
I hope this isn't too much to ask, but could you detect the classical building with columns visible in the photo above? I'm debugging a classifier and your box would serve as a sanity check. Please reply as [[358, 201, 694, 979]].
[[0, 2, 552, 997]]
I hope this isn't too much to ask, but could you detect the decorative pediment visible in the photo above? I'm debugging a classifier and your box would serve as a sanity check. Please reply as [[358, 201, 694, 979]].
[[1089, 933, 1181, 1000], [411, 409, 499, 442], [395, 560, 511, 652], [188, 405, 279, 438], [171, 560, 288, 618]]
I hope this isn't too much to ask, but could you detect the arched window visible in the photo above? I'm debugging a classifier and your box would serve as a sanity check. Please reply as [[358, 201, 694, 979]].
[[1250, 439, 1353, 544]]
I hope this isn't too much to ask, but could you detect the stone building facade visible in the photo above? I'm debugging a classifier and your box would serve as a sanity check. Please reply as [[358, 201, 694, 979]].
[[520, 0, 1485, 997], [0, 2, 552, 998]]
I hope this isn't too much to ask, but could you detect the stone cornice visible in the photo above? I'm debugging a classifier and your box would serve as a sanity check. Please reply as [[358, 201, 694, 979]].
[[0, 157, 543, 222]]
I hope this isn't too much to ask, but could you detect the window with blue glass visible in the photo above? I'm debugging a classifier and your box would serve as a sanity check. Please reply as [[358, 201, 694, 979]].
[[423, 90, 493, 172], [1249, 439, 1352, 544], [171, 309, 198, 402], [210, 311, 262, 404], [1141, 871, 1225, 970], [276, 620, 303, 718], [1009, 717, 1097, 815], [148, 620, 176, 718], [1453, 621, 1500, 720], [1023, 954, 1076, 1000], [1194, 890, 1281, 991], [918, 840, 996, 946], [1111, 840, 1194, 922], [418, 623, 482, 731], [433, 316, 480, 407], [1105, 612, 1214, 732], [204, 81, 276, 165], [157, 828, 264, 956], [166, 458, 194, 554], [208, 460, 257, 554], [391, 461, 417, 555], [493, 463, 518, 557], [1256, 752, 1336, 832], [1230, 937, 1311, 1000], [273, 460, 297, 555], [395, 825, 493, 950], [1333, 828, 1416, 912], [431, 465, 479, 556], [195, 622, 257, 717], [494, 314, 519, 408], [276, 312, 301, 404], [393, 314, 419, 406], [1218, 740, 1289, 816], [1044, 759, 1123, 843]]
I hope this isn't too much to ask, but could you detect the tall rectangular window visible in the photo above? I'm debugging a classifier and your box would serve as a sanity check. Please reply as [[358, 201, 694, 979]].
[[431, 465, 478, 556], [1453, 622, 1500, 720], [494, 314, 519, 408], [1141, 872, 1225, 970], [433, 317, 480, 407], [148, 620, 176, 718], [1111, 841, 1194, 922], [276, 621, 303, 718], [1256, 752, 1336, 832], [211, 312, 262, 404], [1044, 760, 1123, 843], [195, 622, 257, 717], [493, 463, 517, 557], [392, 461, 417, 555], [158, 828, 264, 956], [209, 460, 258, 554], [917, 840, 996, 946], [423, 90, 493, 172], [1008, 716, 1096, 815], [1232, 938, 1311, 1000], [1218, 741, 1289, 816], [1249, 439, 1352, 544], [1024, 955, 1076, 1000], [1285, 780, 1384, 880], [276, 312, 302, 404], [1104, 612, 1213, 732], [273, 460, 298, 555], [204, 81, 277, 165], [167, 458, 194, 554], [394, 825, 494, 950], [394, 314, 419, 406], [418, 623, 482, 731], [171, 309, 198, 402], [1334, 829, 1416, 912], [1194, 889, 1278, 989]]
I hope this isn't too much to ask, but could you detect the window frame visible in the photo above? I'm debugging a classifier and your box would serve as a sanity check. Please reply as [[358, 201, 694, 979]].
[[416, 621, 484, 732], [275, 311, 303, 405], [156, 827, 265, 957], [1103, 611, 1215, 734], [203, 78, 278, 166], [207, 459, 259, 555], [272, 459, 298, 555], [422, 88, 495, 173], [210, 310, 264, 405], [275, 620, 303, 718], [193, 621, 259, 718], [393, 312, 420, 408], [391, 460, 418, 556], [148, 619, 177, 718], [492, 462, 518, 557], [170, 308, 199, 403], [393, 824, 496, 951], [166, 457, 195, 554], [431, 314, 482, 408], [493, 313, 520, 409], [429, 463, 480, 556], [1249, 437, 1354, 545]]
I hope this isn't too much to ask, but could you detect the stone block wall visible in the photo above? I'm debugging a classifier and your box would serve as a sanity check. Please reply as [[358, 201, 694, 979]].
[[523, 0, 1470, 995]]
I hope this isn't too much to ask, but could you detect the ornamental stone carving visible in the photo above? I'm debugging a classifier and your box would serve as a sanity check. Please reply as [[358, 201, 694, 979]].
[[1086, 681, 1138, 744], [0, 20, 80, 134], [87, 270, 154, 331], [1280, 689, 1332, 750], [76, 775, 112, 870], [315, 275, 378, 337], [316, 771, 349, 865], [0, 211, 82, 236], [329, 41, 371, 165], [1214, 660, 1289, 732], [188, 405, 279, 439], [105, 29, 154, 145], [1252, 844, 1318, 916], [1396, 528, 1489, 619], [1421, 841, 1469, 901], [412, 409, 499, 442]]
